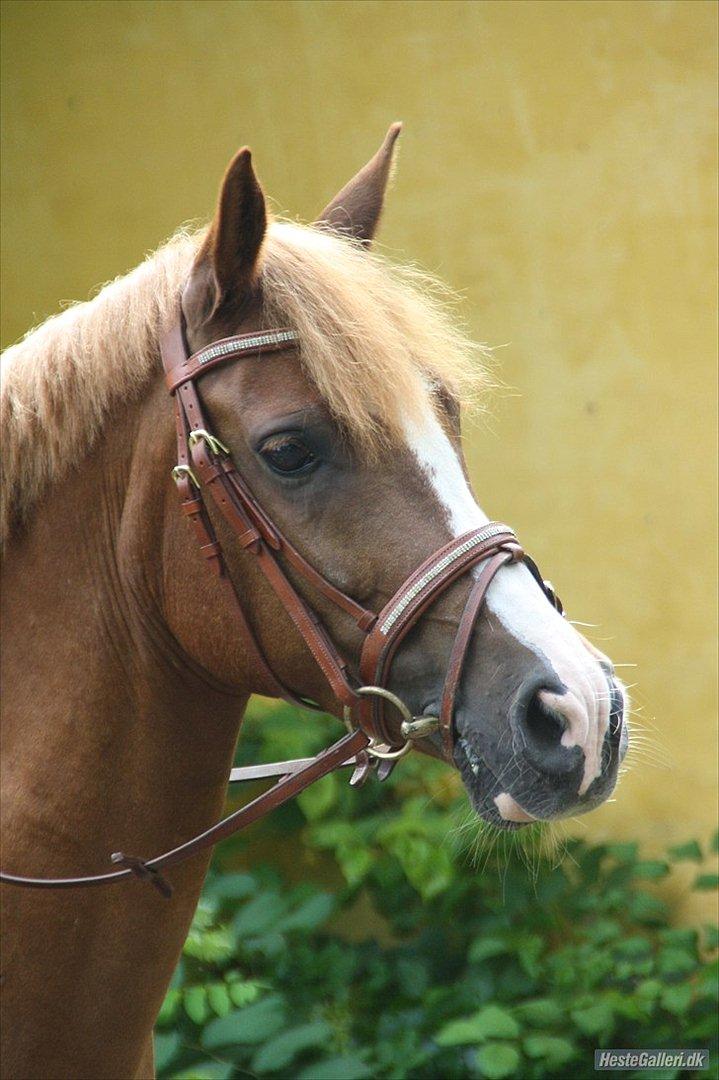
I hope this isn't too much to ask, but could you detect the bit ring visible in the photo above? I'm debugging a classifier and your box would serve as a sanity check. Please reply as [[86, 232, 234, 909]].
[[343, 686, 413, 760]]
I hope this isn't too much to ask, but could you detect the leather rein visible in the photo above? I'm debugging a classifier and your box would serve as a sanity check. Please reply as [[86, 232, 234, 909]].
[[0, 317, 562, 898]]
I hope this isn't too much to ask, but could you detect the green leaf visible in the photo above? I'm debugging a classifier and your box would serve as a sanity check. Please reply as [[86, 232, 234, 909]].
[[227, 978, 263, 1008], [514, 934, 544, 978], [156, 988, 181, 1028], [168, 959, 185, 991], [337, 844, 374, 887], [474, 1041, 521, 1079], [698, 960, 719, 999], [475, 1005, 521, 1040], [606, 842, 638, 863], [298, 1056, 373, 1079], [703, 924, 719, 950], [154, 1031, 181, 1072], [251, 1021, 332, 1074], [232, 893, 286, 937], [170, 1063, 234, 1080], [469, 937, 509, 963], [513, 998, 563, 1027], [632, 860, 670, 880], [614, 935, 652, 959], [396, 957, 430, 1000], [207, 982, 232, 1018], [184, 985, 210, 1025], [183, 926, 235, 964], [570, 1002, 615, 1037], [277, 892, 335, 932], [297, 772, 338, 821], [659, 928, 698, 951], [657, 947, 696, 978], [384, 834, 454, 899], [308, 820, 356, 849], [661, 983, 693, 1014], [587, 918, 622, 944], [436, 1005, 519, 1045], [244, 931, 285, 960], [711, 830, 719, 854], [201, 995, 286, 1049], [204, 872, 257, 900], [523, 1034, 577, 1067], [435, 1016, 487, 1047], [693, 873, 719, 891], [667, 840, 703, 862], [630, 891, 669, 925]]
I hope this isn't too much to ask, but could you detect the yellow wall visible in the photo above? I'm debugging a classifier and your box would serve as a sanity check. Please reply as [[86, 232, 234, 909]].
[[2, 1, 717, 858]]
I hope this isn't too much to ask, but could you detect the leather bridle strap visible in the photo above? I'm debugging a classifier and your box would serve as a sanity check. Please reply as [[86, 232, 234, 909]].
[[0, 729, 369, 895], [359, 526, 521, 745], [438, 547, 519, 757], [161, 321, 375, 722]]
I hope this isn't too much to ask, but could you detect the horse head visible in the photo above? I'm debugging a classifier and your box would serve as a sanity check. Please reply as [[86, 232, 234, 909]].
[[161, 128, 628, 828]]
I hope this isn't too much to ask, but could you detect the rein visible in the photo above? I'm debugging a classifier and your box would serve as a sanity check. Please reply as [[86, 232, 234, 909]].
[[0, 317, 562, 898]]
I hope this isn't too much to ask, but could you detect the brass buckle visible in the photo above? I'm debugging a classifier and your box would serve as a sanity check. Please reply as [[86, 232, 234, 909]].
[[171, 464, 200, 488], [188, 428, 230, 456], [343, 686, 436, 760]]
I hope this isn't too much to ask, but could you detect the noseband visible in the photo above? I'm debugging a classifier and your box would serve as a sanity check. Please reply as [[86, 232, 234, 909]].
[[0, 317, 562, 897]]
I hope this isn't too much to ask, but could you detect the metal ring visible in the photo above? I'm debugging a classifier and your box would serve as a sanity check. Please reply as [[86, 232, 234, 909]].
[[343, 686, 413, 760], [365, 737, 412, 760]]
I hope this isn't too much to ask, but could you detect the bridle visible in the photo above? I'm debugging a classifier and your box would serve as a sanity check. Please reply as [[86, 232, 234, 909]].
[[0, 316, 563, 898]]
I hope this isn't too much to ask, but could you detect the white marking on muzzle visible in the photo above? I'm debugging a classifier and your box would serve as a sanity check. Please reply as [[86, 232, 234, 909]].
[[404, 408, 611, 796], [494, 792, 536, 823]]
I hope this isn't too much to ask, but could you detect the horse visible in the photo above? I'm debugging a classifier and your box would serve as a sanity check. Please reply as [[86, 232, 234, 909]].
[[0, 125, 628, 1079]]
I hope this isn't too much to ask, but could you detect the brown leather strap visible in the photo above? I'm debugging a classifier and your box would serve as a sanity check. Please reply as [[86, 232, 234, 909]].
[[0, 729, 369, 892], [163, 330, 365, 717], [165, 328, 300, 391], [359, 527, 518, 744], [438, 549, 517, 757]]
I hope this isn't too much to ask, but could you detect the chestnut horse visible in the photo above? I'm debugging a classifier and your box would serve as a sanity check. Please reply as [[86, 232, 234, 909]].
[[1, 126, 627, 1078]]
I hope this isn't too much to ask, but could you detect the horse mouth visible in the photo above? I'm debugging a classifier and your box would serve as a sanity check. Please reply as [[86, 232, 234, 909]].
[[455, 738, 534, 831]]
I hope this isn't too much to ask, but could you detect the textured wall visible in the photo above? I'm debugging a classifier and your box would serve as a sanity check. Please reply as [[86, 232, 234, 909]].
[[2, 1, 717, 857]]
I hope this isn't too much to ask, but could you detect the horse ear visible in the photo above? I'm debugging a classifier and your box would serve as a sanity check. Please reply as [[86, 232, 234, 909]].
[[187, 147, 267, 322], [315, 123, 402, 246]]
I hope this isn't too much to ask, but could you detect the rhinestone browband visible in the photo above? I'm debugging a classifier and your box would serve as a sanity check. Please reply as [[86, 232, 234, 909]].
[[195, 330, 299, 367], [379, 523, 510, 634]]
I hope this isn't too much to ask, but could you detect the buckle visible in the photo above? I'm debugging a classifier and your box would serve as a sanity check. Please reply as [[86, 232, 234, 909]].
[[171, 463, 200, 488], [188, 428, 229, 456]]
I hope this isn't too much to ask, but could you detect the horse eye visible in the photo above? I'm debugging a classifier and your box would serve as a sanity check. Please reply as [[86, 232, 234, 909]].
[[260, 436, 317, 476]]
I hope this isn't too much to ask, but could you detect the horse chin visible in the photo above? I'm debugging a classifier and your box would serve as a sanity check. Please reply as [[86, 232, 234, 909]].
[[454, 737, 534, 831], [455, 732, 623, 831]]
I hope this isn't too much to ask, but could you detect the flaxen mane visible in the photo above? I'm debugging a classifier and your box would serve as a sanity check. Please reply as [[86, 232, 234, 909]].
[[1, 221, 488, 543]]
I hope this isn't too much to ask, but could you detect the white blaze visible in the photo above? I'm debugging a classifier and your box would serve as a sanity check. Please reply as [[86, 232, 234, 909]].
[[403, 408, 613, 798]]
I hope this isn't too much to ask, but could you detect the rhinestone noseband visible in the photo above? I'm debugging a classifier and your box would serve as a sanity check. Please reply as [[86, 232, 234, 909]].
[[0, 317, 562, 897]]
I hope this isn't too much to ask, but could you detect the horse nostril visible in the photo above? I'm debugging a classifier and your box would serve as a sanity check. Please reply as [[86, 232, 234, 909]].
[[514, 686, 581, 776], [524, 692, 566, 751]]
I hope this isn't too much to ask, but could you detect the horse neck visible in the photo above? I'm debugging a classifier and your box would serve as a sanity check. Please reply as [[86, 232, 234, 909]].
[[1, 378, 248, 1077], [3, 373, 248, 853]]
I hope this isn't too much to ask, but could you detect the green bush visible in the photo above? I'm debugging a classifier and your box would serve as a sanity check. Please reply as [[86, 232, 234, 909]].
[[156, 702, 718, 1080]]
